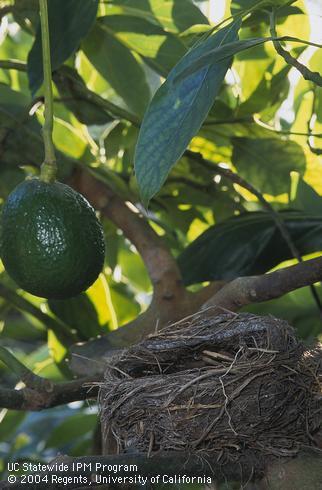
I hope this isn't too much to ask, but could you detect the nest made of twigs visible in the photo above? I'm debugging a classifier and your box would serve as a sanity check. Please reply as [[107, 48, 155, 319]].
[[99, 311, 321, 466]]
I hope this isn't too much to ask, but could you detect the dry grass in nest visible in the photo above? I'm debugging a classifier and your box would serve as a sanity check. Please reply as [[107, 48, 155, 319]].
[[99, 311, 321, 468]]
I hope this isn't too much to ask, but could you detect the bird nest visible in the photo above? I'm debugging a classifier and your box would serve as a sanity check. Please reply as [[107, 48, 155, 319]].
[[99, 311, 321, 470]]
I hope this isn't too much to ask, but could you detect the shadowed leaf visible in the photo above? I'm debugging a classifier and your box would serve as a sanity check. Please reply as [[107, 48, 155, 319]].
[[178, 211, 322, 285], [134, 21, 241, 205], [27, 0, 99, 94]]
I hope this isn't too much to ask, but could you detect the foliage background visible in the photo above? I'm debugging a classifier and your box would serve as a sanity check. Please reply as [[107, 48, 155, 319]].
[[0, 0, 321, 482]]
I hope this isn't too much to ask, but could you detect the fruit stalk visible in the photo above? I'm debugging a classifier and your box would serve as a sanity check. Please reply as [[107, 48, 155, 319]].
[[39, 0, 57, 183]]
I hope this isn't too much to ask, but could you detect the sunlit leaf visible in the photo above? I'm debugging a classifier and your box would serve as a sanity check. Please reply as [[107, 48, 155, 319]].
[[232, 137, 306, 195], [98, 15, 186, 76], [47, 329, 71, 377], [110, 282, 140, 325], [86, 274, 118, 331], [109, 0, 208, 33], [82, 20, 151, 117], [231, 0, 294, 14]]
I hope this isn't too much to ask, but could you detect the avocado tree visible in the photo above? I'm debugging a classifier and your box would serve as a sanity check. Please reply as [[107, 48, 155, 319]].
[[0, 0, 321, 488]]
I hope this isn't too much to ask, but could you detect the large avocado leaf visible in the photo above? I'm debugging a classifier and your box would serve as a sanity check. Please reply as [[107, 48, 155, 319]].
[[97, 15, 186, 76], [134, 21, 240, 205], [178, 211, 322, 285]]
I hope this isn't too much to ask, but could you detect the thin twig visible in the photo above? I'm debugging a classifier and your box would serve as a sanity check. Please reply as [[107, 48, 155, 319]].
[[269, 10, 322, 87], [0, 59, 27, 71], [307, 86, 322, 155]]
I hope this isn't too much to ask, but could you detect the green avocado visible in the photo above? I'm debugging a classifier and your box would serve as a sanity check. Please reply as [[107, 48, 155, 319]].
[[0, 178, 105, 299]]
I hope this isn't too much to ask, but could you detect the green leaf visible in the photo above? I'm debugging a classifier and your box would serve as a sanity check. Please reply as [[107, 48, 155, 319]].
[[109, 0, 208, 33], [86, 274, 118, 331], [231, 0, 294, 14], [0, 86, 74, 176], [292, 177, 322, 217], [134, 21, 241, 205], [48, 294, 102, 341], [45, 413, 97, 449], [110, 282, 140, 325], [53, 66, 114, 126], [242, 6, 304, 28], [0, 410, 26, 441], [0, 82, 30, 108], [13, 0, 39, 33], [310, 49, 322, 124], [98, 15, 186, 76], [246, 285, 322, 340], [178, 211, 322, 285], [27, 0, 99, 94], [82, 20, 151, 117], [47, 329, 71, 377], [232, 137, 306, 195], [0, 165, 25, 199], [119, 248, 151, 291], [174, 37, 273, 83], [177, 31, 304, 83]]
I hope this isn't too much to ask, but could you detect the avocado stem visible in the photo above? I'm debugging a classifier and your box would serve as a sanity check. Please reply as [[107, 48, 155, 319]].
[[39, 0, 57, 183]]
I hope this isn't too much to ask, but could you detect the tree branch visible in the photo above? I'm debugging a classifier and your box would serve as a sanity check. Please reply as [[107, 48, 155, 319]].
[[70, 169, 184, 301], [204, 256, 322, 311], [0, 376, 99, 411], [0, 345, 100, 410]]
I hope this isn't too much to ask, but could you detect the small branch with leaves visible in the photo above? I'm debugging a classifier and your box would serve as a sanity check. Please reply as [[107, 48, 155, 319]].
[[0, 345, 100, 410], [269, 9, 322, 87]]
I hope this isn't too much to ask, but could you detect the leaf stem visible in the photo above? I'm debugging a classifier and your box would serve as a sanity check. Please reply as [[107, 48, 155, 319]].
[[39, 0, 57, 183]]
